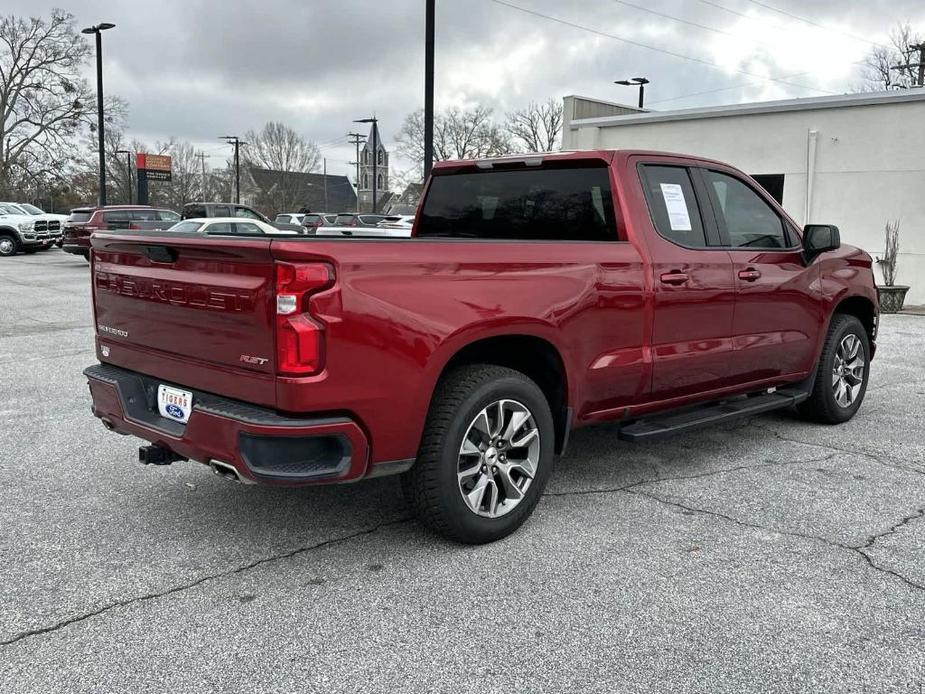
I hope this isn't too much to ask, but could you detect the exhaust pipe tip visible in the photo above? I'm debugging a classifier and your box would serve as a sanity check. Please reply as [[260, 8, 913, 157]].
[[210, 460, 243, 483]]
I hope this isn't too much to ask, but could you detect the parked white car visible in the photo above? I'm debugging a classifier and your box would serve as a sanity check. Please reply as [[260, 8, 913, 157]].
[[274, 213, 305, 225], [167, 217, 299, 236], [377, 215, 414, 231]]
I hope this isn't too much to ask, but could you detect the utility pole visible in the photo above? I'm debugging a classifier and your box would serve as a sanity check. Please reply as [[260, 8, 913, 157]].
[[195, 152, 211, 200], [424, 0, 435, 181], [220, 135, 247, 203], [347, 132, 366, 213], [892, 42, 925, 87]]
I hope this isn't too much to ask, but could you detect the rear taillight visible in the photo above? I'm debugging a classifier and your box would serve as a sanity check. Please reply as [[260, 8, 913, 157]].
[[275, 262, 334, 375]]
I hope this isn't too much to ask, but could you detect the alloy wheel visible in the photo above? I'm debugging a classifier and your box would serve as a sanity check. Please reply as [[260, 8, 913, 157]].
[[832, 333, 865, 408], [457, 399, 540, 518]]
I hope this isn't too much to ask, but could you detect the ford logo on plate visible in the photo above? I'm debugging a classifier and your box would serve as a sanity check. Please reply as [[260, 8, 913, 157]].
[[165, 404, 184, 419]]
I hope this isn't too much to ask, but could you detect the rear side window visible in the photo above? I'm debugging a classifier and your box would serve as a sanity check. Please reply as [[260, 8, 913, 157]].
[[233, 222, 263, 235], [703, 170, 788, 249], [103, 210, 131, 224], [157, 210, 180, 222], [131, 210, 158, 221], [639, 165, 707, 248], [211, 205, 232, 217], [205, 222, 233, 235], [69, 211, 93, 223], [335, 214, 356, 225], [417, 166, 617, 241], [234, 206, 262, 220], [275, 215, 290, 224], [169, 221, 202, 233]]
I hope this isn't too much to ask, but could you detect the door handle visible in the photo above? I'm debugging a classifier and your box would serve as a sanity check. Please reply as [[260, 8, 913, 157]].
[[738, 268, 761, 281], [660, 271, 689, 285]]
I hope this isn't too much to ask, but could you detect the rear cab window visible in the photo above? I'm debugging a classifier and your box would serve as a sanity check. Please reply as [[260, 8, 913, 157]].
[[68, 210, 93, 223], [417, 165, 618, 241]]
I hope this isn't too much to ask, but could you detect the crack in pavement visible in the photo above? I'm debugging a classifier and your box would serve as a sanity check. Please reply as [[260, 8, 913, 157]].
[[747, 420, 925, 479], [548, 450, 925, 595], [0, 516, 412, 649]]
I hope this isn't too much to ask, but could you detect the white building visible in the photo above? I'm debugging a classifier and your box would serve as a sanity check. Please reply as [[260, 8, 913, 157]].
[[562, 90, 925, 304]]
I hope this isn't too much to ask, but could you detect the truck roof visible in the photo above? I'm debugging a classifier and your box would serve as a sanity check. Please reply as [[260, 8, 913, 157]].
[[431, 149, 735, 173]]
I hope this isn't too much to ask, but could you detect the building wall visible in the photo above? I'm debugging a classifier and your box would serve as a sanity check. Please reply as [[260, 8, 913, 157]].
[[563, 98, 925, 303]]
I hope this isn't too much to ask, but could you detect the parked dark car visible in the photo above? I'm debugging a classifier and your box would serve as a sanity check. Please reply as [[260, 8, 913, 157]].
[[62, 205, 180, 259], [181, 202, 302, 232], [332, 213, 388, 228]]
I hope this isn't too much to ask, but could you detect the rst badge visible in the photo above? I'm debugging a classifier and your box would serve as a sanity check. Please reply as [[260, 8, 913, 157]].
[[240, 355, 269, 366]]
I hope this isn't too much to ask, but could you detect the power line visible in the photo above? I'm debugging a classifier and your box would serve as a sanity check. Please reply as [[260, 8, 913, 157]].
[[487, 0, 835, 95], [696, 0, 881, 49], [737, 0, 882, 48]]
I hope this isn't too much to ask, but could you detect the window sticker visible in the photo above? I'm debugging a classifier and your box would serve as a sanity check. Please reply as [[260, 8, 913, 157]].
[[659, 183, 692, 231]]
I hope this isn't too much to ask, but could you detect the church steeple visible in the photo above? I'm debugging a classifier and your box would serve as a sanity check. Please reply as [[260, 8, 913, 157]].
[[358, 121, 389, 212]]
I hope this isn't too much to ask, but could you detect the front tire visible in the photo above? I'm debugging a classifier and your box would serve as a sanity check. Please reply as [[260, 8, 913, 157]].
[[0, 235, 18, 257], [797, 314, 870, 424], [402, 365, 555, 544]]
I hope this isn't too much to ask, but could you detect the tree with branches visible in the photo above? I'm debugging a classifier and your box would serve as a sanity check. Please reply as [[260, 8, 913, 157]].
[[0, 10, 95, 198], [241, 121, 321, 214], [505, 99, 563, 153], [862, 23, 923, 90], [396, 106, 511, 174]]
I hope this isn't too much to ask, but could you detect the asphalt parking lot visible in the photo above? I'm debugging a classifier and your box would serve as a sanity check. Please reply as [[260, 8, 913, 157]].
[[1, 249, 923, 693]]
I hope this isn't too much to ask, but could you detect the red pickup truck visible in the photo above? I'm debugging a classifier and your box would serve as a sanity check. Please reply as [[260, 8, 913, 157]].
[[84, 150, 878, 543]]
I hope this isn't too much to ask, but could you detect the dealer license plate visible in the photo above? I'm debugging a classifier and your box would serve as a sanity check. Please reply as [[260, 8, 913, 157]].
[[157, 384, 193, 424]]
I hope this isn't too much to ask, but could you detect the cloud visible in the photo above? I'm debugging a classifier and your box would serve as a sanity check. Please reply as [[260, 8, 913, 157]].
[[6, 0, 925, 179]]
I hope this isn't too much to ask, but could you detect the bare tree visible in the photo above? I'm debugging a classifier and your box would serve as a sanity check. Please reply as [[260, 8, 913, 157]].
[[396, 106, 512, 174], [505, 99, 563, 153], [242, 121, 320, 173], [862, 23, 923, 90], [0, 10, 94, 198], [241, 121, 321, 214]]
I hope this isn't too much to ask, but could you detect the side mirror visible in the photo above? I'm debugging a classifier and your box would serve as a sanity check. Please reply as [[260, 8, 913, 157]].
[[803, 224, 840, 259]]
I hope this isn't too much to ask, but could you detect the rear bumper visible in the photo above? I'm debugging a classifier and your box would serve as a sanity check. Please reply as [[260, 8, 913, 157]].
[[84, 363, 381, 486], [62, 243, 89, 257]]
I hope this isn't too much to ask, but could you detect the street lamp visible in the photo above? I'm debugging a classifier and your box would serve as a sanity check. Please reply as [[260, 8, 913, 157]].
[[615, 77, 649, 109], [82, 22, 116, 207], [353, 117, 378, 213], [115, 149, 133, 204]]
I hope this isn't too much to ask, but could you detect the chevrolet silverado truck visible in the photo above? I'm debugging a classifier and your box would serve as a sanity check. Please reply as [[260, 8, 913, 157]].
[[84, 150, 878, 544]]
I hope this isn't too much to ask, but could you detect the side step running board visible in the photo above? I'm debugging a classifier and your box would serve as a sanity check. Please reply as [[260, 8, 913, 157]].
[[618, 388, 809, 442]]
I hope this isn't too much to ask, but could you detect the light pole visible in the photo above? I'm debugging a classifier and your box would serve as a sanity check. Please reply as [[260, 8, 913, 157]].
[[115, 149, 132, 203], [81, 22, 116, 207], [353, 117, 378, 213], [220, 135, 248, 204], [615, 77, 650, 109], [424, 0, 435, 181]]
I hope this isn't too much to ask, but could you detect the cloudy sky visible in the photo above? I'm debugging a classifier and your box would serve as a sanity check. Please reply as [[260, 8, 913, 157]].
[[9, 0, 925, 183]]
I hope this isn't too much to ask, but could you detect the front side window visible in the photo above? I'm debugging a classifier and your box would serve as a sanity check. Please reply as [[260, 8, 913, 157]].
[[639, 165, 707, 248], [704, 170, 787, 249], [417, 166, 618, 241]]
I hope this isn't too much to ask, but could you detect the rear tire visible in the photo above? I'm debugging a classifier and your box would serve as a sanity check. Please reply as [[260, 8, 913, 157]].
[[796, 314, 870, 424], [402, 364, 555, 544]]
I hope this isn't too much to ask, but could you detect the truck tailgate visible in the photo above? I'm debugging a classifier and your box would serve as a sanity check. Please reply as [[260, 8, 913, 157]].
[[91, 233, 278, 406]]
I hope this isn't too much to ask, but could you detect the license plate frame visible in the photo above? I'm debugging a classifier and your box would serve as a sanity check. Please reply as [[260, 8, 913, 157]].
[[157, 384, 193, 424]]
